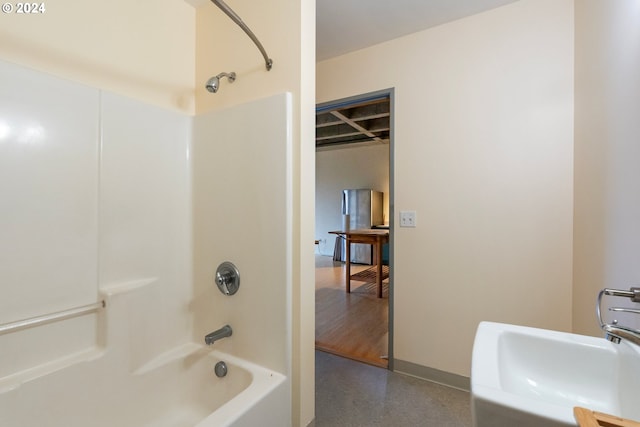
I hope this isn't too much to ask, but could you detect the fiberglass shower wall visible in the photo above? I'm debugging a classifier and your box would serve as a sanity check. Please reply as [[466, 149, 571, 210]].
[[191, 93, 293, 380], [0, 59, 192, 377]]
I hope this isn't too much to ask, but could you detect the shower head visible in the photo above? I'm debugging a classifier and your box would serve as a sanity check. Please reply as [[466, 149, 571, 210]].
[[205, 72, 236, 93]]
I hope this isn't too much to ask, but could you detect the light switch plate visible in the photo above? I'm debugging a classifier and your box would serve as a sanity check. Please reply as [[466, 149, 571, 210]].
[[399, 211, 416, 227]]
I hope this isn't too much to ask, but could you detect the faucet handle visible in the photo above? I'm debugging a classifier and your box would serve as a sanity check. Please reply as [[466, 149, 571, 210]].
[[216, 271, 232, 294], [603, 287, 640, 302], [215, 262, 240, 296], [597, 288, 640, 328], [609, 307, 640, 315]]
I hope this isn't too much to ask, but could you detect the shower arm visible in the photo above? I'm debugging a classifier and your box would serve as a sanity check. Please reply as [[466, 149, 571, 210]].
[[210, 0, 273, 71]]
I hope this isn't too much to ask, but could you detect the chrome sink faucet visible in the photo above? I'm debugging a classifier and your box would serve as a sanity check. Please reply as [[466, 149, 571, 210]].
[[205, 324, 232, 345], [597, 287, 640, 346]]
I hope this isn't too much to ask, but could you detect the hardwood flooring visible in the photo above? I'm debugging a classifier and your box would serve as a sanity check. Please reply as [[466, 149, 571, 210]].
[[315, 255, 389, 368]]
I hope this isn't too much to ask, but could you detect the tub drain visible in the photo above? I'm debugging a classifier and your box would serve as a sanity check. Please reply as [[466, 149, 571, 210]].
[[214, 361, 228, 378]]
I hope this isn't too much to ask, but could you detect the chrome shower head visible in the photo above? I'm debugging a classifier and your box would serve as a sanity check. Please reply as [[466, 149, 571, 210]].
[[205, 72, 236, 93]]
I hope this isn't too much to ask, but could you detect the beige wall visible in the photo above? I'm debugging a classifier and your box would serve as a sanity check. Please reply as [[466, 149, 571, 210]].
[[0, 0, 195, 112], [573, 0, 640, 335], [317, 0, 575, 377]]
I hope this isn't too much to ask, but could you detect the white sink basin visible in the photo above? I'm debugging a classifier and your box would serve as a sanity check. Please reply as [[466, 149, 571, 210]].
[[471, 322, 640, 427]]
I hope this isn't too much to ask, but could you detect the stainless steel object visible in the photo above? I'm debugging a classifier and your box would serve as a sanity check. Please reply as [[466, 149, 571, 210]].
[[210, 0, 273, 71], [214, 361, 228, 377], [205, 72, 236, 93], [215, 261, 240, 295], [610, 306, 640, 314], [205, 324, 233, 345], [596, 287, 640, 346], [603, 287, 640, 302], [339, 189, 384, 264]]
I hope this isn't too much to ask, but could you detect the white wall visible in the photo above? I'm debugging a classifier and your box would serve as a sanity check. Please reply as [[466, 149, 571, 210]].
[[99, 92, 192, 369], [192, 93, 292, 378], [0, 60, 100, 377], [0, 62, 99, 324], [316, 144, 390, 256], [317, 0, 574, 377], [0, 59, 192, 378], [573, 0, 640, 335]]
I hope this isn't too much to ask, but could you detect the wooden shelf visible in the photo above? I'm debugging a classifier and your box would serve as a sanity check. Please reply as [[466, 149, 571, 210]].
[[574, 407, 640, 427], [350, 265, 389, 283]]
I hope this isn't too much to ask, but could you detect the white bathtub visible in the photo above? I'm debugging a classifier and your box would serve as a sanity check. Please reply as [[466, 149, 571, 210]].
[[0, 277, 290, 427], [0, 342, 287, 427]]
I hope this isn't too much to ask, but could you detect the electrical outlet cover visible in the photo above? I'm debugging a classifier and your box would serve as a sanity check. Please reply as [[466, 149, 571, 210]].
[[399, 211, 416, 227]]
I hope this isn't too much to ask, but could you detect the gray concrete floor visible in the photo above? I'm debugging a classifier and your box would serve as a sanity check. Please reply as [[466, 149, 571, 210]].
[[313, 351, 473, 427]]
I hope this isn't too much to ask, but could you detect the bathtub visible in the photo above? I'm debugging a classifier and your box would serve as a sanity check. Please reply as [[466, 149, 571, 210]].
[[0, 281, 290, 427], [0, 342, 287, 427]]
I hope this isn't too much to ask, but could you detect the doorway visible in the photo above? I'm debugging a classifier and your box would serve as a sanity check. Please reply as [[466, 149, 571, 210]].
[[314, 89, 394, 369]]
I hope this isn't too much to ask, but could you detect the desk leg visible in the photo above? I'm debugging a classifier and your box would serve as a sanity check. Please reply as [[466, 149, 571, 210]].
[[345, 237, 351, 293], [376, 238, 383, 298]]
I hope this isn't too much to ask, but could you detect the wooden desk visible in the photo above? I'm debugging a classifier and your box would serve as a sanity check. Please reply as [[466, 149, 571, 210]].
[[329, 229, 389, 298]]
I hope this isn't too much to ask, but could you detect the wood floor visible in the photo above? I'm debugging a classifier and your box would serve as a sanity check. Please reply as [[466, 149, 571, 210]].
[[315, 255, 389, 368]]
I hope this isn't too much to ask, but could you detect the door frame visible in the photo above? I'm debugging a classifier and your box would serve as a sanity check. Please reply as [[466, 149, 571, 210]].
[[315, 87, 395, 368]]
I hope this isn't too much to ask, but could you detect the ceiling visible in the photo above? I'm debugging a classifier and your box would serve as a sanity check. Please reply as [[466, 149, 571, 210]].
[[188, 0, 520, 61], [316, 0, 520, 61], [316, 96, 390, 151]]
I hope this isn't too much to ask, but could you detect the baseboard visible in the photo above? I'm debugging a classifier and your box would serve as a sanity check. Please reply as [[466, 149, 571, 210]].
[[393, 359, 470, 392]]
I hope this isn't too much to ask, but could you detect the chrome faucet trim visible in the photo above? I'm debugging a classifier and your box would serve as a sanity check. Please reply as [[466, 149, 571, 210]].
[[601, 323, 640, 346], [205, 324, 232, 345], [597, 287, 640, 347], [603, 287, 640, 302], [610, 306, 640, 315]]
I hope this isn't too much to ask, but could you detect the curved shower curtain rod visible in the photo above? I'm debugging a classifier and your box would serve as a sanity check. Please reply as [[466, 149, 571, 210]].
[[210, 0, 273, 71]]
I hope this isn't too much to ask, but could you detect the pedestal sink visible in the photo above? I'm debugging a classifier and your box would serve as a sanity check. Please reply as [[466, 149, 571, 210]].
[[471, 322, 640, 427]]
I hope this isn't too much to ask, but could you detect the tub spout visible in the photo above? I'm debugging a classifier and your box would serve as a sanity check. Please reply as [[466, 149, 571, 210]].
[[205, 324, 232, 345], [601, 323, 640, 347]]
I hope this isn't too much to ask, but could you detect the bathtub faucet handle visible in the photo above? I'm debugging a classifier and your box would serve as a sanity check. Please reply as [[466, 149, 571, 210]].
[[216, 271, 232, 294], [215, 262, 240, 296]]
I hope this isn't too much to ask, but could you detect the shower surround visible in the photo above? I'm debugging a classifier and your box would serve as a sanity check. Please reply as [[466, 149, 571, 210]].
[[0, 59, 292, 426]]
